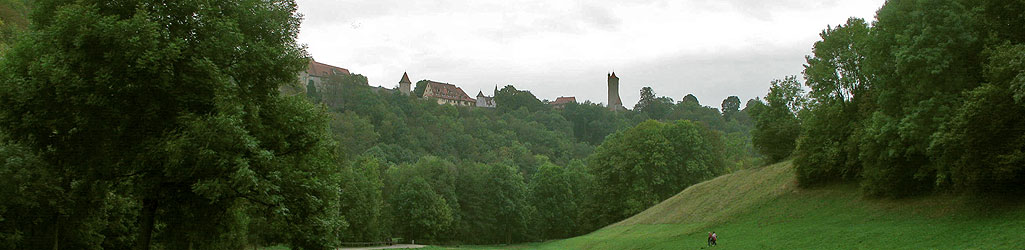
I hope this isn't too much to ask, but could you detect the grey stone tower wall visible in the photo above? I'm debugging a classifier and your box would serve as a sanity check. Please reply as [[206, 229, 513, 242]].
[[399, 72, 412, 95], [400, 82, 411, 95], [608, 73, 624, 111]]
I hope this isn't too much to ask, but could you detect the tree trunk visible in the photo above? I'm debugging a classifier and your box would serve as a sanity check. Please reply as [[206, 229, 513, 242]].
[[135, 198, 158, 250], [51, 215, 59, 250]]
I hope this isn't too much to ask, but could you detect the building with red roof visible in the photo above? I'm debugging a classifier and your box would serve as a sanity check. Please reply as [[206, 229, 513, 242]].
[[298, 59, 353, 93], [550, 96, 576, 110], [423, 80, 476, 106]]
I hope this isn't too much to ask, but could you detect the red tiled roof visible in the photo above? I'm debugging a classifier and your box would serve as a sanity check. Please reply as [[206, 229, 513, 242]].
[[551, 96, 576, 105], [399, 72, 411, 83], [424, 81, 475, 102], [306, 60, 350, 77]]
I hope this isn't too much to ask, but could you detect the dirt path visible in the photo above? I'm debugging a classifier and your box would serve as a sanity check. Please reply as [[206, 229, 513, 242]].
[[337, 244, 425, 250]]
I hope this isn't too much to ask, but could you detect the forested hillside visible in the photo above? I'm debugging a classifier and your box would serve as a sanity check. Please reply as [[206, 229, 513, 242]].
[[301, 73, 760, 244], [747, 0, 1025, 197], [0, 1, 761, 249]]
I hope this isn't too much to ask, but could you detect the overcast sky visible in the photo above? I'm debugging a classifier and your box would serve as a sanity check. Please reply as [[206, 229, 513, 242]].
[[295, 0, 884, 109]]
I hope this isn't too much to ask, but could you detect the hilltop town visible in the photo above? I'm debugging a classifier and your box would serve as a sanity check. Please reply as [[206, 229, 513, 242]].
[[299, 59, 625, 111]]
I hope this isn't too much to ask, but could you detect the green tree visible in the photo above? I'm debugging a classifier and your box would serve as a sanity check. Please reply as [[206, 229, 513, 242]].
[[681, 94, 699, 105], [668, 97, 726, 131], [330, 111, 380, 159], [561, 101, 623, 145], [495, 85, 547, 113], [752, 76, 804, 163], [338, 156, 388, 242], [529, 162, 577, 240], [930, 44, 1025, 192], [634, 86, 657, 113], [306, 80, 322, 103], [485, 163, 533, 243], [0, 0, 343, 249], [634, 86, 675, 120], [721, 96, 741, 120], [413, 79, 429, 97], [856, 0, 983, 197], [391, 177, 453, 243], [794, 17, 871, 186], [587, 120, 725, 226]]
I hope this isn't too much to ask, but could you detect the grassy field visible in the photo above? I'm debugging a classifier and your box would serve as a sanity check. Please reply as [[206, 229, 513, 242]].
[[439, 161, 1025, 249]]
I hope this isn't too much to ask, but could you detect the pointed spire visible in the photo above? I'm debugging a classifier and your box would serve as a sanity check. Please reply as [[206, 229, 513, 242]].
[[399, 72, 411, 83]]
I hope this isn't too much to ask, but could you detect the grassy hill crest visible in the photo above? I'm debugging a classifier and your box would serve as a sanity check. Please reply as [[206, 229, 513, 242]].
[[475, 161, 1025, 249]]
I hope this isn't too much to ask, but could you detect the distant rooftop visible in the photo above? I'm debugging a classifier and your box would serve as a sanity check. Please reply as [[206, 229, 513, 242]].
[[306, 60, 350, 77], [424, 80, 475, 102]]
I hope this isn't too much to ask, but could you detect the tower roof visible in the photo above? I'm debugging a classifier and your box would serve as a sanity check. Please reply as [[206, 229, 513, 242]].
[[610, 72, 618, 79], [399, 72, 411, 83]]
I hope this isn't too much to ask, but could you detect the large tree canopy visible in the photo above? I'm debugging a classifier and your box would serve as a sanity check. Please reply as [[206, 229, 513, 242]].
[[793, 0, 1025, 196], [587, 120, 726, 226], [0, 0, 342, 249]]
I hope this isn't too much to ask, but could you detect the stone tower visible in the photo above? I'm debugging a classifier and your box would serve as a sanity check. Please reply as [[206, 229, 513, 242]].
[[399, 72, 412, 95], [608, 72, 625, 111]]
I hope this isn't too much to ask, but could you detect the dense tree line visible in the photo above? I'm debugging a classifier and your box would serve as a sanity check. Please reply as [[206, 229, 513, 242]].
[[0, 0, 340, 249], [749, 0, 1025, 197], [0, 0, 761, 248], [306, 74, 759, 245]]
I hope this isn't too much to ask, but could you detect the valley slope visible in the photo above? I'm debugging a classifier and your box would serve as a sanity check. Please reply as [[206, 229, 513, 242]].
[[477, 161, 1025, 249]]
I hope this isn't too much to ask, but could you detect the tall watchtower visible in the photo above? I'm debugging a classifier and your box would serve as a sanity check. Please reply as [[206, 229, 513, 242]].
[[399, 72, 412, 95], [608, 72, 625, 111]]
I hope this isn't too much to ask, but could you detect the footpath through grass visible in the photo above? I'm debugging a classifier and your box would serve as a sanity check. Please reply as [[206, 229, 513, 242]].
[[442, 161, 1025, 249]]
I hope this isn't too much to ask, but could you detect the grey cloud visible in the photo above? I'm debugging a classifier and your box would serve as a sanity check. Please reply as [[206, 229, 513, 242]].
[[580, 4, 622, 31], [693, 0, 840, 21]]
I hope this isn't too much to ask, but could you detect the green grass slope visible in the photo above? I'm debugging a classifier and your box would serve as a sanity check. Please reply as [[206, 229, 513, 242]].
[[462, 161, 1025, 249]]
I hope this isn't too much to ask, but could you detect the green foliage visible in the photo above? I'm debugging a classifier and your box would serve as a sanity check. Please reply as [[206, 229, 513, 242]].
[[0, 0, 30, 53], [0, 0, 344, 249], [316, 79, 751, 244], [930, 44, 1025, 191], [306, 80, 322, 103], [586, 120, 726, 226], [634, 87, 675, 120], [667, 98, 726, 131], [329, 111, 380, 159], [794, 18, 870, 186], [804, 18, 871, 103], [720, 96, 741, 120], [339, 156, 387, 242], [752, 77, 803, 163], [680, 94, 699, 105], [560, 101, 635, 145], [529, 162, 577, 241], [413, 79, 428, 97], [495, 85, 547, 113], [505, 162, 1025, 250], [391, 177, 453, 242], [791, 0, 1025, 196]]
